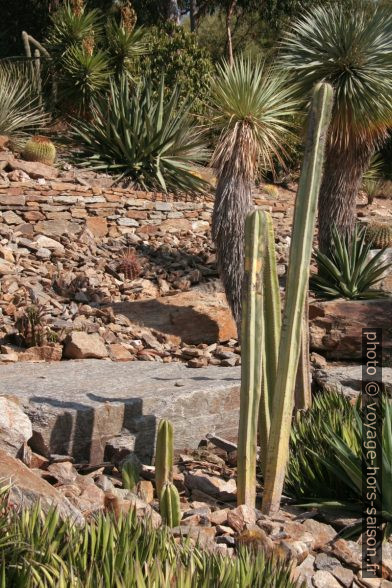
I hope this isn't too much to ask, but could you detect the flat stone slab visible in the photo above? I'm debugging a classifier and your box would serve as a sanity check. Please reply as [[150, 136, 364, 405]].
[[314, 364, 392, 400], [0, 360, 240, 464]]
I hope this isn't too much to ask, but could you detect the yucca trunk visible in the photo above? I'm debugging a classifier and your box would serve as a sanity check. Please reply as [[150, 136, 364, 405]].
[[318, 139, 374, 253], [212, 166, 252, 330]]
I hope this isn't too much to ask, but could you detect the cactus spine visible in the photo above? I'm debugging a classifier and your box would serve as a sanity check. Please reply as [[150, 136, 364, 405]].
[[259, 212, 281, 476], [261, 82, 333, 515], [160, 481, 181, 527], [23, 136, 56, 166], [237, 210, 266, 507], [155, 419, 174, 499], [365, 223, 392, 249]]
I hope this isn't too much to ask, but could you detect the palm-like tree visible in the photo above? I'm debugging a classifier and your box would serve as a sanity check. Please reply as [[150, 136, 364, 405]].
[[280, 2, 392, 252], [209, 57, 299, 327]]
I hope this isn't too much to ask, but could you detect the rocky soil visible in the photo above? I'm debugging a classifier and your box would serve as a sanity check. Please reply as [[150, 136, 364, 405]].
[[2, 396, 392, 588]]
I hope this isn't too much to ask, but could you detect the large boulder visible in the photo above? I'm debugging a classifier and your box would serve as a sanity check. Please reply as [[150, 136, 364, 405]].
[[0, 450, 84, 524], [111, 291, 237, 345], [309, 299, 392, 360], [0, 396, 32, 457], [63, 332, 108, 359]]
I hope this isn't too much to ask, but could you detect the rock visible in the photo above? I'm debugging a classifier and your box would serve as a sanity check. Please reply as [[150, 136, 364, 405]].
[[312, 570, 342, 588], [33, 235, 65, 254], [137, 480, 154, 503], [5, 155, 59, 180], [331, 566, 354, 587], [112, 291, 237, 345], [35, 220, 80, 238], [3, 210, 23, 225], [47, 461, 78, 485], [18, 345, 62, 363], [86, 216, 108, 237], [209, 508, 229, 526], [70, 478, 105, 514], [63, 332, 108, 359], [314, 364, 392, 400], [105, 491, 161, 528], [314, 553, 341, 572], [329, 539, 362, 569], [309, 299, 392, 359], [227, 504, 256, 533], [184, 470, 237, 501], [293, 554, 315, 588], [0, 136, 9, 149], [237, 527, 274, 555], [104, 435, 136, 464], [302, 519, 336, 550], [0, 352, 18, 363], [0, 397, 32, 457], [109, 343, 133, 362], [0, 450, 83, 524]]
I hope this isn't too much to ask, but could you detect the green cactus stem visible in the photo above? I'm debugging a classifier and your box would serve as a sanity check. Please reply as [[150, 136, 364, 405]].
[[259, 211, 281, 476], [237, 209, 267, 507], [155, 419, 174, 499], [160, 481, 181, 528], [22, 136, 56, 166], [262, 82, 333, 515]]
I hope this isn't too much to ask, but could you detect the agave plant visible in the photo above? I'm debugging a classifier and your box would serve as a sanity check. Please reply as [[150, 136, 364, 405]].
[[106, 19, 147, 78], [71, 75, 209, 193], [310, 225, 392, 300], [286, 391, 359, 502], [287, 394, 392, 539], [0, 62, 48, 144], [281, 2, 392, 252], [209, 56, 299, 326], [0, 489, 300, 587]]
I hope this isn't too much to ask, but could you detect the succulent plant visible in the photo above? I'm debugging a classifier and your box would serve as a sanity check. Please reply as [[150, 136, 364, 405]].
[[261, 184, 279, 198], [159, 481, 181, 528], [365, 222, 392, 249], [22, 135, 56, 166], [155, 419, 173, 499], [121, 454, 141, 490], [117, 247, 141, 280]]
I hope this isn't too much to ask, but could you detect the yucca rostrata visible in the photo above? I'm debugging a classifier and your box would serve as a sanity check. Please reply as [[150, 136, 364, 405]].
[[155, 419, 174, 499], [160, 481, 182, 528], [262, 82, 333, 515]]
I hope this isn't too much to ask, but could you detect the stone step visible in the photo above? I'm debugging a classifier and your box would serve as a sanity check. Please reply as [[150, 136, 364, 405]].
[[0, 360, 240, 465]]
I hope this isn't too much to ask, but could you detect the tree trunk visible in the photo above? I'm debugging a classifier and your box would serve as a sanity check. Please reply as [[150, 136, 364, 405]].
[[167, 0, 180, 24], [212, 165, 252, 332], [189, 0, 197, 31], [318, 140, 374, 253], [226, 0, 238, 66]]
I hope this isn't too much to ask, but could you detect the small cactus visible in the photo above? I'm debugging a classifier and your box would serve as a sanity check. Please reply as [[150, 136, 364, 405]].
[[22, 136, 56, 166], [121, 454, 141, 490], [262, 184, 279, 198], [155, 419, 173, 499], [117, 247, 141, 280], [160, 481, 181, 527], [365, 223, 392, 249]]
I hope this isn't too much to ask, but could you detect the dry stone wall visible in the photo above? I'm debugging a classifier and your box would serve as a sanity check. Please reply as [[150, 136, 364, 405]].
[[0, 181, 214, 239]]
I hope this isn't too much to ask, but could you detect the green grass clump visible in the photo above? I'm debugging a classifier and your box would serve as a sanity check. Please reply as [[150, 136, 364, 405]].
[[0, 485, 301, 587]]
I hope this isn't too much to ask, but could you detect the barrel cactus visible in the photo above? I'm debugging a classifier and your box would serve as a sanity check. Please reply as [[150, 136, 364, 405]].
[[22, 136, 56, 166], [365, 223, 392, 249]]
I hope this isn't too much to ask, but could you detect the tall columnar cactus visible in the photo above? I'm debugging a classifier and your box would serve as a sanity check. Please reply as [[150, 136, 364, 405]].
[[237, 210, 267, 507], [259, 212, 281, 476], [262, 82, 333, 515], [160, 481, 181, 528], [155, 419, 174, 499]]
